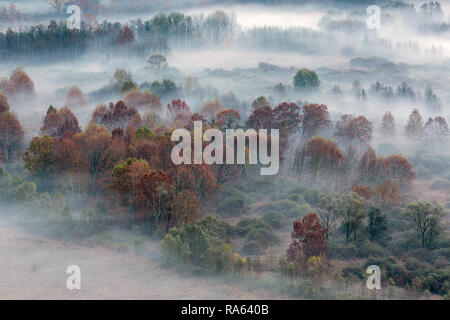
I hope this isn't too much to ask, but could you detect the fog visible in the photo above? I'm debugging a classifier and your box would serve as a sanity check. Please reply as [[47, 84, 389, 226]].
[[0, 0, 449, 300]]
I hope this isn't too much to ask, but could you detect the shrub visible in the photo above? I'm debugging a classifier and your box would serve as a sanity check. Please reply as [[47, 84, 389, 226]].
[[263, 211, 285, 229], [217, 196, 246, 216]]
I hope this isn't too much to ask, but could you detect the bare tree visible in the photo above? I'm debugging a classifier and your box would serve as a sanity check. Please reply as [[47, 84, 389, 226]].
[[45, 0, 70, 19]]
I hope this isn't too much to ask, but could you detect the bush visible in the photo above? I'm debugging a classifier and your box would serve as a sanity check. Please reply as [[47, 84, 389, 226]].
[[263, 211, 285, 229], [217, 196, 246, 216], [328, 243, 359, 259], [258, 200, 308, 219]]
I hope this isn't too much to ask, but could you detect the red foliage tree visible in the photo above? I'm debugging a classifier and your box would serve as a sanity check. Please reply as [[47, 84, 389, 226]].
[[134, 170, 175, 230], [65, 85, 87, 107], [273, 102, 302, 136], [295, 136, 343, 177], [215, 108, 241, 130], [91, 100, 138, 131], [383, 154, 415, 187], [0, 93, 9, 113], [248, 105, 275, 129], [301, 104, 331, 140], [117, 25, 135, 46], [41, 106, 81, 139], [0, 111, 24, 163], [287, 213, 328, 271], [9, 68, 34, 96]]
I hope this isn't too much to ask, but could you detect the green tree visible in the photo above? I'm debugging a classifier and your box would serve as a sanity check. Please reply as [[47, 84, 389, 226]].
[[23, 135, 56, 176], [366, 207, 387, 242], [404, 201, 444, 248], [333, 192, 365, 243], [293, 69, 320, 90]]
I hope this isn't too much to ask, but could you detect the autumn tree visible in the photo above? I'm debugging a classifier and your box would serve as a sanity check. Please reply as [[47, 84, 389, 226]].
[[251, 96, 270, 110], [0, 111, 24, 163], [404, 201, 444, 249], [405, 109, 423, 139], [423, 116, 449, 137], [23, 135, 57, 176], [248, 106, 275, 129], [65, 85, 87, 107], [0, 93, 9, 113], [171, 190, 200, 229], [294, 136, 343, 178], [273, 102, 302, 136], [335, 114, 373, 145], [134, 170, 175, 230], [110, 158, 151, 208], [167, 99, 191, 126], [117, 25, 134, 56], [124, 89, 162, 112], [215, 108, 240, 130], [358, 147, 385, 184], [383, 154, 414, 188], [374, 180, 401, 208], [91, 101, 138, 131], [41, 106, 81, 138], [200, 99, 223, 124], [287, 213, 327, 273], [380, 111, 395, 138], [301, 104, 331, 140], [73, 123, 111, 192], [9, 68, 34, 96]]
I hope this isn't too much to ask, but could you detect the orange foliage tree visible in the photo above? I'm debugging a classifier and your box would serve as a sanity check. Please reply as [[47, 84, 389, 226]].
[[287, 213, 328, 273]]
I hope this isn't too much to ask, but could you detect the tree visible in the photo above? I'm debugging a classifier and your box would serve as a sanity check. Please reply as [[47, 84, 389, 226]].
[[73, 123, 111, 192], [333, 193, 365, 243], [147, 54, 168, 71], [0, 93, 9, 113], [404, 201, 444, 249], [9, 68, 34, 96], [301, 104, 331, 140], [41, 106, 81, 138], [380, 111, 395, 137], [317, 194, 339, 239], [405, 109, 423, 139], [293, 69, 320, 90], [358, 147, 384, 184], [110, 158, 150, 207], [91, 101, 138, 132], [251, 96, 270, 110], [23, 135, 57, 176], [117, 25, 134, 56], [367, 207, 387, 242], [374, 181, 401, 208], [171, 190, 200, 229], [134, 170, 174, 230], [294, 136, 343, 178], [167, 99, 191, 126], [200, 99, 223, 123], [273, 102, 302, 136], [287, 213, 327, 272], [65, 85, 87, 107], [215, 108, 240, 130], [346, 116, 373, 145], [45, 0, 70, 18], [248, 106, 275, 129], [0, 111, 24, 163], [383, 154, 414, 188], [424, 116, 449, 137]]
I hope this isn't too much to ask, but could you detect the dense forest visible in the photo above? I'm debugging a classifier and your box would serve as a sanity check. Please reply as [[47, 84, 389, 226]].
[[0, 0, 449, 299]]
